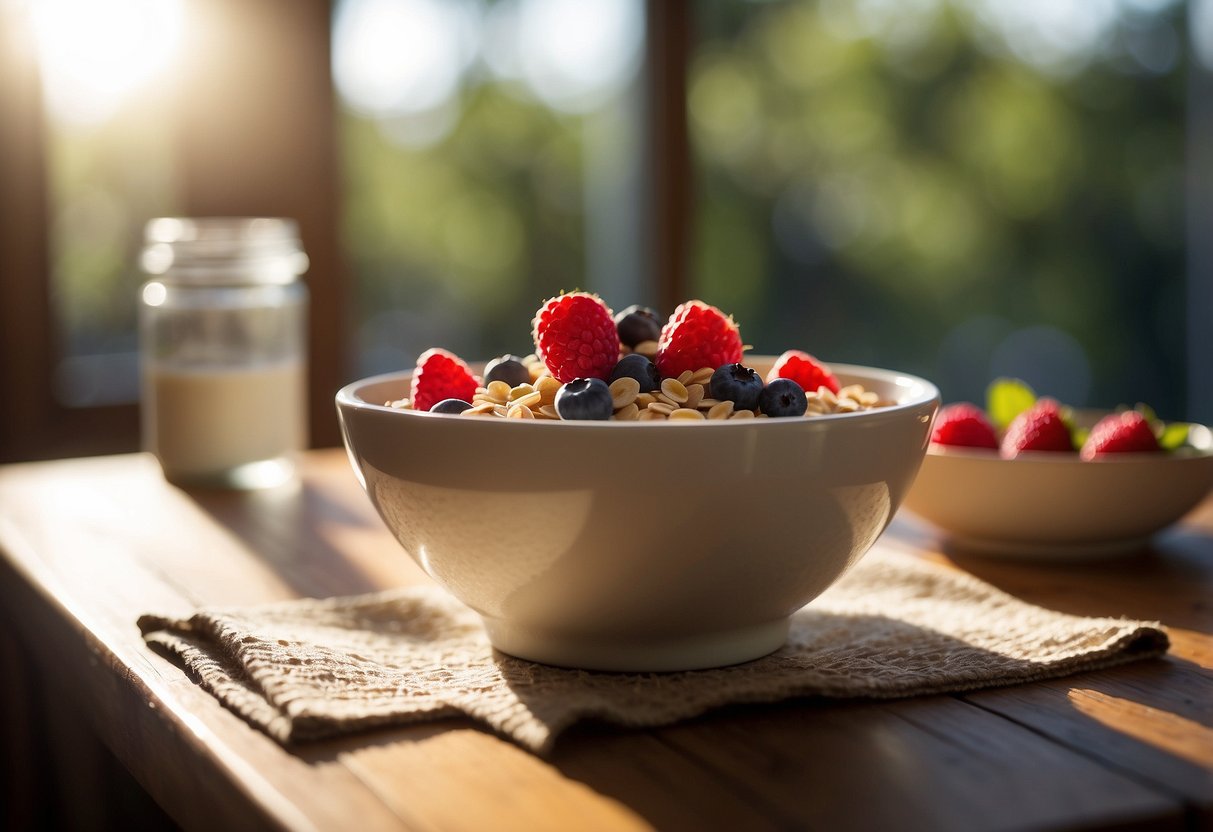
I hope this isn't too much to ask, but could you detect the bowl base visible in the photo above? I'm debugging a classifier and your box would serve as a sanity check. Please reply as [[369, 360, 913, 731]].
[[945, 533, 1150, 562], [482, 617, 790, 672]]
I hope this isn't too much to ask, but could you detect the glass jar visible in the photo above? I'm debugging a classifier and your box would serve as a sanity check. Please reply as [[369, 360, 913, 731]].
[[138, 217, 309, 489]]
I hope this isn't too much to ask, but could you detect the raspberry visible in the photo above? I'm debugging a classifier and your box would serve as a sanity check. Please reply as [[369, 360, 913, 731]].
[[767, 349, 840, 395], [409, 348, 479, 412], [532, 292, 620, 383], [1080, 411, 1161, 460], [655, 300, 743, 379], [931, 403, 999, 449], [1000, 398, 1075, 458]]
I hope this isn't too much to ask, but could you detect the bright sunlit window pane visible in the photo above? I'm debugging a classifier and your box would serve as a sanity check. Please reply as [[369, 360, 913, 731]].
[[691, 0, 1198, 419], [27, 0, 183, 406], [333, 0, 647, 377]]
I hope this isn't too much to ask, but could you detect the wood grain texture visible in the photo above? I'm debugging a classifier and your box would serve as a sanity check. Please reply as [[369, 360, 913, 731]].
[[0, 451, 1210, 832]]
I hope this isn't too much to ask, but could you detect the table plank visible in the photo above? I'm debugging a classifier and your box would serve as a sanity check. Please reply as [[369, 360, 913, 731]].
[[0, 452, 1209, 832], [0, 460, 410, 832], [887, 517, 1213, 823], [655, 696, 1181, 832], [322, 727, 655, 832]]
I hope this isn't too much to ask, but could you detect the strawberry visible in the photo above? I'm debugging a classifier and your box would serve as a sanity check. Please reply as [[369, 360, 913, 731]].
[[409, 348, 479, 412], [655, 300, 743, 379], [1000, 398, 1075, 458], [1080, 410, 1161, 460], [930, 402, 999, 449], [532, 292, 620, 383], [767, 349, 840, 395]]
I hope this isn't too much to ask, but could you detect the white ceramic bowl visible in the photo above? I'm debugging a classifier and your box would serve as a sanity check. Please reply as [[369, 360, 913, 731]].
[[902, 413, 1213, 560], [336, 358, 939, 671]]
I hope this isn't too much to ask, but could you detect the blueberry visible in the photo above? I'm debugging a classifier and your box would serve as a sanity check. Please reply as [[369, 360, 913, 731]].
[[430, 398, 472, 414], [613, 305, 662, 347], [609, 354, 661, 392], [483, 354, 531, 387], [758, 378, 807, 418], [555, 378, 613, 420], [710, 363, 763, 411]]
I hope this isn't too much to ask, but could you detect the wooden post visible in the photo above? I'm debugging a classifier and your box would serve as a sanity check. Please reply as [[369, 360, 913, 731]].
[[646, 0, 692, 316], [174, 0, 348, 448], [0, 8, 55, 460]]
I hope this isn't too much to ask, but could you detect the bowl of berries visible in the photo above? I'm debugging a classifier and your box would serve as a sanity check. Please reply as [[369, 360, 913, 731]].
[[336, 293, 939, 671], [902, 379, 1213, 560]]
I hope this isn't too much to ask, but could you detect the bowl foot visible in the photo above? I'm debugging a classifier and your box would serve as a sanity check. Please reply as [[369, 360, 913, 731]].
[[482, 617, 790, 672]]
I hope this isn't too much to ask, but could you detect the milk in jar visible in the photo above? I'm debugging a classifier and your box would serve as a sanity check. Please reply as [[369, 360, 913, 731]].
[[138, 218, 309, 489]]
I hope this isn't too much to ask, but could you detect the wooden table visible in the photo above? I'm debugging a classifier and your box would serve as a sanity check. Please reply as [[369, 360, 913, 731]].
[[1, 451, 1210, 832]]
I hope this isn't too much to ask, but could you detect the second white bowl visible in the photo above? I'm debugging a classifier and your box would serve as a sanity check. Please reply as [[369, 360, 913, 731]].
[[903, 415, 1213, 560]]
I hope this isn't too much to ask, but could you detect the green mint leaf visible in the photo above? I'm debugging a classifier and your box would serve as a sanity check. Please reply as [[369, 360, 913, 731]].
[[1071, 425, 1090, 449], [1058, 406, 1084, 451], [1158, 422, 1190, 451], [986, 378, 1037, 430]]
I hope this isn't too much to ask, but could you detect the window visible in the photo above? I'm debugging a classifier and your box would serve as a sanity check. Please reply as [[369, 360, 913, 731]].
[[1, 0, 1210, 464]]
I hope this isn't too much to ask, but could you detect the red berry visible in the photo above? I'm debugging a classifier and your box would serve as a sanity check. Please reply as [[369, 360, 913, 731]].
[[767, 349, 840, 395], [655, 300, 743, 379], [532, 292, 620, 383], [931, 402, 999, 449], [1080, 411, 1161, 460], [409, 348, 479, 412], [1000, 398, 1075, 458]]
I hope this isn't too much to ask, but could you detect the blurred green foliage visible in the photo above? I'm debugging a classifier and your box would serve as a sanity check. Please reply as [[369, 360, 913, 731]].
[[49, 107, 176, 357], [341, 84, 588, 373], [688, 0, 1188, 415]]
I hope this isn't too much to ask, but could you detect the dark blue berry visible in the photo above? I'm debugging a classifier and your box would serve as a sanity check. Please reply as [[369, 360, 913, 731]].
[[483, 354, 531, 387], [430, 398, 472, 414], [758, 378, 807, 418], [613, 305, 662, 347], [609, 354, 660, 392], [710, 363, 763, 411], [555, 378, 613, 420]]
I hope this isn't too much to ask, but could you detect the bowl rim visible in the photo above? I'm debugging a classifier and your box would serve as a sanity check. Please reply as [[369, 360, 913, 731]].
[[336, 359, 941, 428]]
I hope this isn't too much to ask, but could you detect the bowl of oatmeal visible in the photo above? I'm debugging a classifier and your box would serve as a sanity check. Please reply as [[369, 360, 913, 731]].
[[336, 355, 938, 671], [337, 294, 939, 670]]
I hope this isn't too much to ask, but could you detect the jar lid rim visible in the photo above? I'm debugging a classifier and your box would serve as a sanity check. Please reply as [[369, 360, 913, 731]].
[[144, 217, 301, 244], [141, 218, 308, 283]]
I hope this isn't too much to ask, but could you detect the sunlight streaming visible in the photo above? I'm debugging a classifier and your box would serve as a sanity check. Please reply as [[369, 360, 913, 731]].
[[30, 0, 185, 125], [332, 0, 479, 119], [1068, 687, 1213, 767], [512, 0, 644, 113], [333, 0, 643, 121]]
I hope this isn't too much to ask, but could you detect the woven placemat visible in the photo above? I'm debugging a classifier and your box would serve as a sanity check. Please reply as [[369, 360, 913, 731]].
[[138, 549, 1167, 753]]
